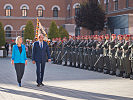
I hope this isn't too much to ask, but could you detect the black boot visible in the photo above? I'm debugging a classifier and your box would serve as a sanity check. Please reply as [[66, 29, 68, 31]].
[[73, 63, 76, 67], [123, 73, 130, 78], [63, 62, 67, 66], [69, 62, 72, 67], [77, 64, 80, 68], [81, 64, 85, 69]]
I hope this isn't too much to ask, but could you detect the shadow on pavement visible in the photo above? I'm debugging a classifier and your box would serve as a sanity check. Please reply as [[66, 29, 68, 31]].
[[0, 87, 65, 100], [22, 84, 133, 100]]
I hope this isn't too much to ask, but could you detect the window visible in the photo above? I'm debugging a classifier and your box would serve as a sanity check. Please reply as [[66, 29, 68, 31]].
[[75, 5, 80, 16], [114, 0, 118, 10], [53, 7, 58, 17], [126, 0, 129, 8], [5, 6, 11, 16], [22, 27, 25, 37], [22, 6, 27, 17], [68, 8, 70, 18], [105, 0, 109, 13], [5, 27, 11, 37], [75, 26, 80, 36], [37, 7, 43, 17]]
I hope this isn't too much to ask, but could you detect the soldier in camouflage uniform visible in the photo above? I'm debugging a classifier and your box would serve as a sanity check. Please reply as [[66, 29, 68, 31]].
[[81, 36, 88, 69], [56, 38, 63, 65], [63, 35, 72, 66], [129, 35, 133, 79], [103, 34, 110, 74], [88, 36, 94, 70], [122, 35, 131, 78], [115, 35, 124, 77], [94, 35, 104, 72], [84, 36, 90, 69], [108, 34, 117, 75], [92, 35, 98, 71]]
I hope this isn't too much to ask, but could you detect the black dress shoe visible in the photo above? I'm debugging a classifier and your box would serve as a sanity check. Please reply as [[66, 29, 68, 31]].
[[41, 83, 44, 86], [37, 84, 41, 87]]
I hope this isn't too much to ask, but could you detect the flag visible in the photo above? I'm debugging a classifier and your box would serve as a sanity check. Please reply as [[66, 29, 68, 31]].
[[35, 18, 48, 41]]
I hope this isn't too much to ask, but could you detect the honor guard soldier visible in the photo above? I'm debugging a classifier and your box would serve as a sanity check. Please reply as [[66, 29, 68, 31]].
[[92, 35, 98, 71], [109, 34, 117, 75], [129, 35, 133, 79], [94, 35, 104, 72], [122, 35, 131, 78], [103, 34, 110, 74], [88, 35, 94, 70], [115, 35, 124, 77]]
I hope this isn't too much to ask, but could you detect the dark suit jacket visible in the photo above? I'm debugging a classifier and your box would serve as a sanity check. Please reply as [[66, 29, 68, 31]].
[[32, 41, 51, 62]]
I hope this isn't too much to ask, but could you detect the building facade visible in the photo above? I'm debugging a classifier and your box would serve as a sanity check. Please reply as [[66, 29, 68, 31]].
[[100, 0, 133, 35], [0, 0, 86, 42], [1, 0, 133, 42]]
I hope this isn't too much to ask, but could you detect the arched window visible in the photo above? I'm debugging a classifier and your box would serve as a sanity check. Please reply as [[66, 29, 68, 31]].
[[53, 7, 58, 17], [75, 5, 80, 16], [22, 6, 27, 17], [22, 27, 25, 37], [105, 0, 109, 13], [126, 0, 129, 8], [5, 6, 11, 16], [5, 27, 11, 37], [114, 0, 118, 10], [67, 5, 71, 18], [75, 26, 80, 36], [37, 6, 43, 17]]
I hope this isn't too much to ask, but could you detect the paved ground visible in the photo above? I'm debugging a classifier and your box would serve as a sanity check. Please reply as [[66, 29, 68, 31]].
[[0, 57, 133, 100]]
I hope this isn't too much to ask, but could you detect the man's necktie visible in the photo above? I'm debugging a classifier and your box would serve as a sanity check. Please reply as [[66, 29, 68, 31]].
[[40, 42, 42, 49]]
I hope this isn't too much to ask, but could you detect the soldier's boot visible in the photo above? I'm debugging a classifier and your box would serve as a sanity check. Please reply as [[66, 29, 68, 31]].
[[94, 67, 98, 71], [130, 73, 133, 80], [76, 64, 80, 68], [103, 67, 110, 74], [52, 58, 56, 64], [84, 65, 89, 70], [81, 64, 85, 69], [58, 60, 62, 65], [123, 73, 130, 78], [98, 68, 103, 72], [88, 66, 94, 70], [69, 62, 72, 67], [63, 62, 67, 66], [110, 70, 116, 75], [73, 63, 76, 67]]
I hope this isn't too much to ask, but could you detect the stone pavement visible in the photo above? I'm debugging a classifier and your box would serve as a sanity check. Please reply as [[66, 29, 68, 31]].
[[0, 57, 133, 100]]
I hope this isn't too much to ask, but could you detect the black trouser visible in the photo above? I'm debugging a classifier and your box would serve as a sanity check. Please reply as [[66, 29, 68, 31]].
[[36, 61, 46, 84], [14, 63, 25, 83], [7, 50, 9, 56]]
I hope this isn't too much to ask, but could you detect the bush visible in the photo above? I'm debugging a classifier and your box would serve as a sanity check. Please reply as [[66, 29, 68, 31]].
[[0, 22, 5, 47], [48, 21, 59, 39], [59, 26, 69, 39], [24, 21, 35, 43]]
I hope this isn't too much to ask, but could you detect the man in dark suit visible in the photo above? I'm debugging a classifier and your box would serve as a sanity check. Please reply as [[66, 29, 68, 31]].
[[32, 34, 51, 87]]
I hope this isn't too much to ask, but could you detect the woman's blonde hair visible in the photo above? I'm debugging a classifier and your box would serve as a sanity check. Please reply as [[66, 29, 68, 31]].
[[16, 36, 22, 44]]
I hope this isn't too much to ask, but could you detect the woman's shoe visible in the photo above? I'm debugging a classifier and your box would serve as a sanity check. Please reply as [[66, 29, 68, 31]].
[[18, 83, 21, 87]]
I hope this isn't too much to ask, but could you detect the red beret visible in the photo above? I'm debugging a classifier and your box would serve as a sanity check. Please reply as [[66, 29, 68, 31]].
[[112, 34, 116, 36], [126, 35, 130, 37], [105, 34, 110, 37]]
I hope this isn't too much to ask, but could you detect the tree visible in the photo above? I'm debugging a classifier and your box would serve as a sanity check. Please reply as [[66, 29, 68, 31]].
[[75, 1, 105, 35], [48, 21, 59, 40], [24, 20, 34, 43], [59, 26, 69, 39], [0, 22, 5, 47]]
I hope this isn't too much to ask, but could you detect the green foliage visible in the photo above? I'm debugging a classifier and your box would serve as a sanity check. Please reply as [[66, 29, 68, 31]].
[[48, 21, 59, 39], [59, 26, 69, 39], [75, 1, 105, 35], [24, 20, 35, 43], [0, 22, 5, 47]]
